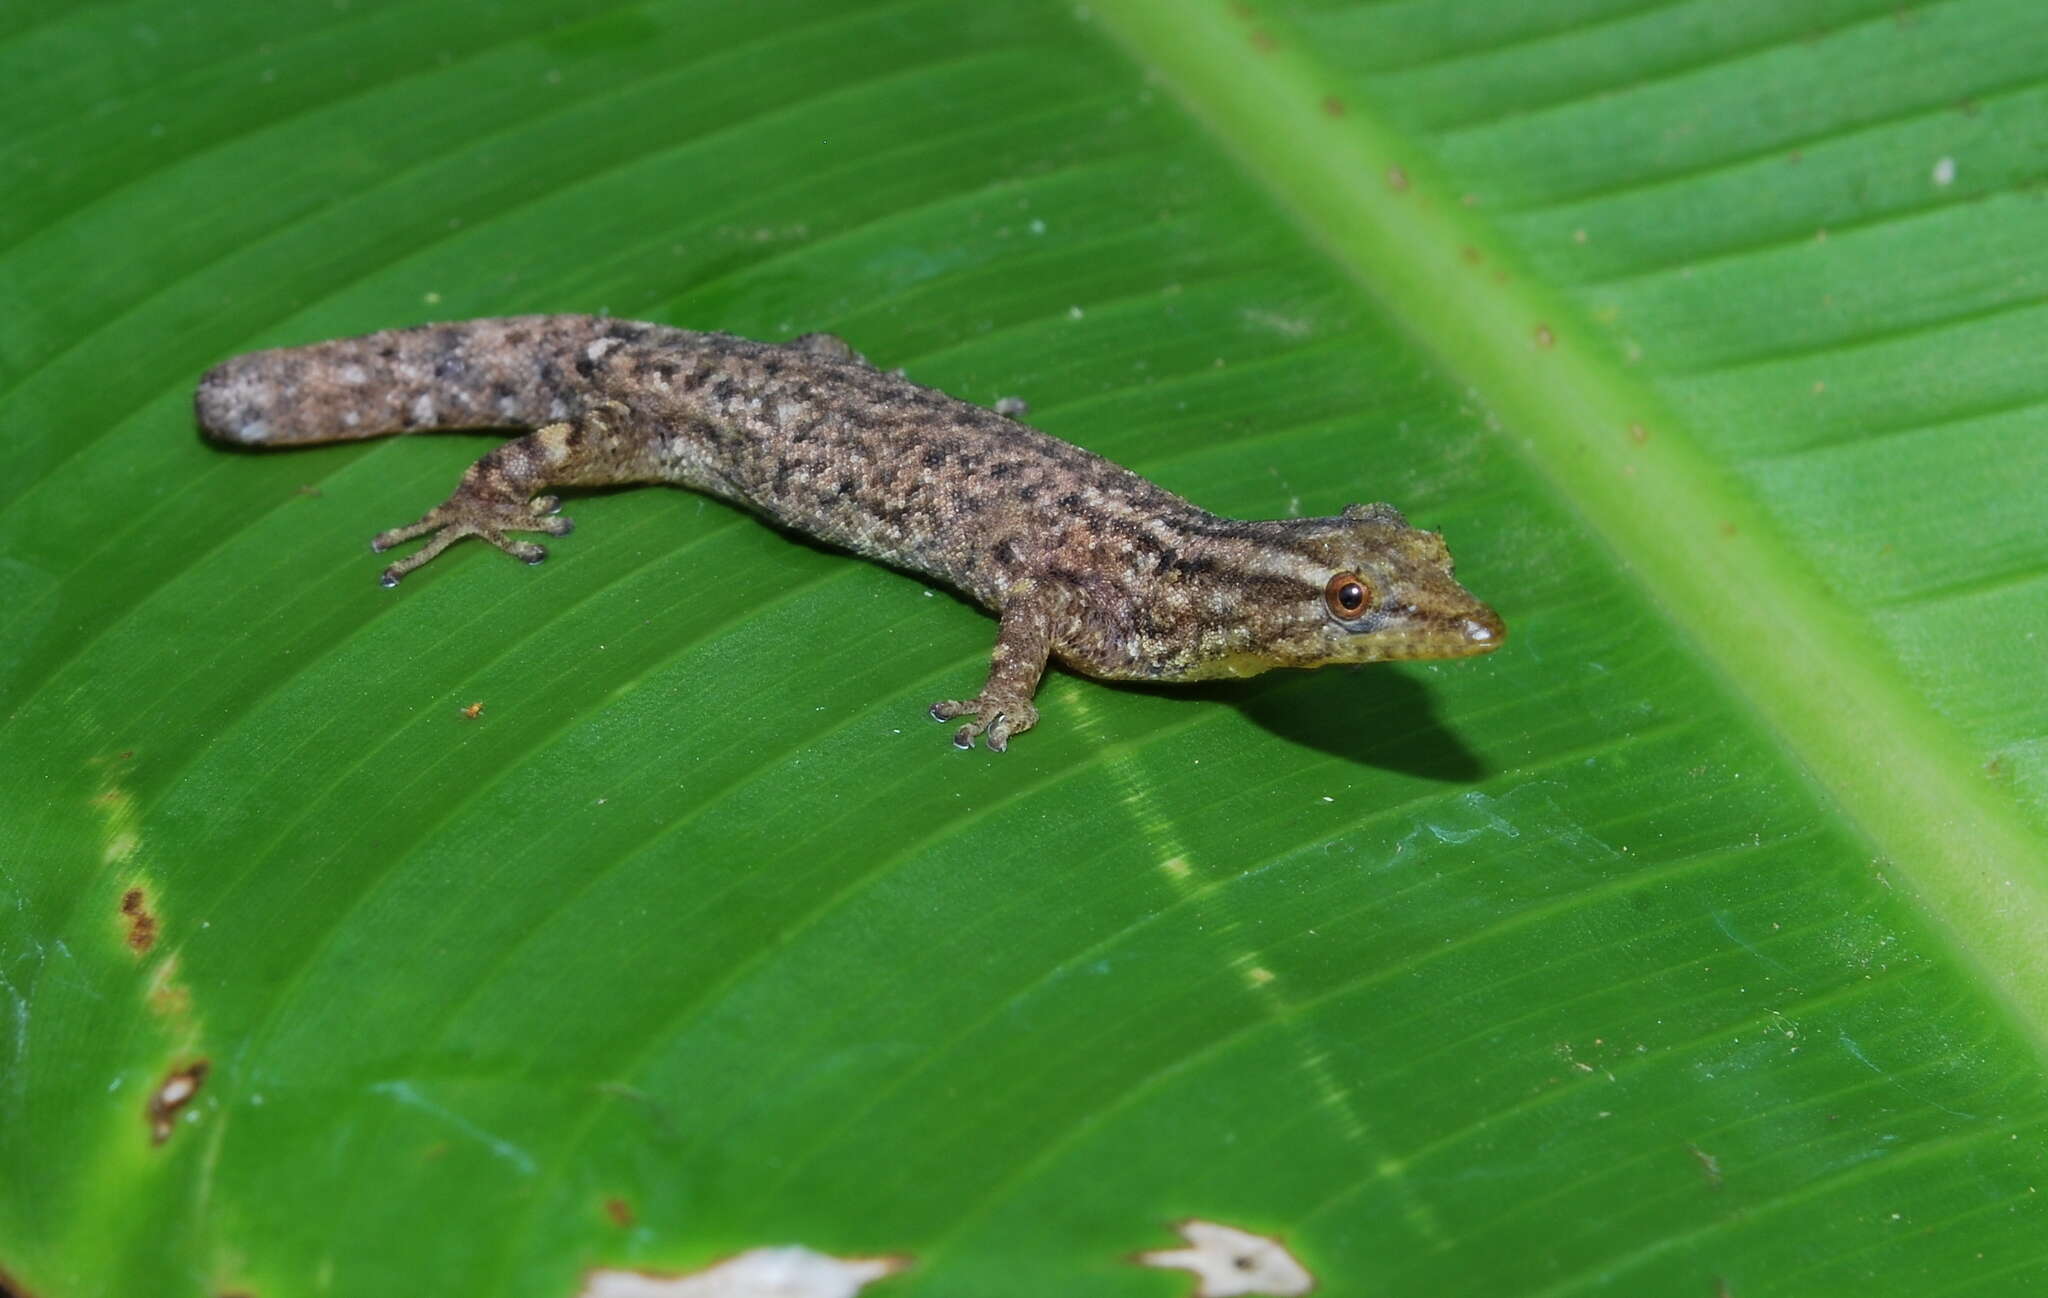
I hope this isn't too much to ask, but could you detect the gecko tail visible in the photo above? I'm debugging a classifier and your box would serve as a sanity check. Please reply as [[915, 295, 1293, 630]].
[[194, 315, 684, 447]]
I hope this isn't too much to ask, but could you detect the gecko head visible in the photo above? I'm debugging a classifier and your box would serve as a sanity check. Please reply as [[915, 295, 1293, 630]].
[[1173, 502, 1505, 679]]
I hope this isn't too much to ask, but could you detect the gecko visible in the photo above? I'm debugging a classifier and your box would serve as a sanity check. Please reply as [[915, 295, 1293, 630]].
[[195, 315, 1504, 750]]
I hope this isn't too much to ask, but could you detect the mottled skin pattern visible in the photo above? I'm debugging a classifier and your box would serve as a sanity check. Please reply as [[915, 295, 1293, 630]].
[[196, 315, 1505, 750]]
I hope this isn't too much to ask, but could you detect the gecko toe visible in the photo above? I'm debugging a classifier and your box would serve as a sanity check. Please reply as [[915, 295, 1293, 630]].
[[932, 699, 984, 747], [931, 696, 1034, 751]]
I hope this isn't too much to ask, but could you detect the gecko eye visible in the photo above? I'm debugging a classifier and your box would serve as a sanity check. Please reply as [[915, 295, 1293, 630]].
[[1324, 572, 1373, 620]]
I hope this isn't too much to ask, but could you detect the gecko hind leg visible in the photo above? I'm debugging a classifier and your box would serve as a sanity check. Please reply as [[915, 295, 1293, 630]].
[[370, 416, 604, 587]]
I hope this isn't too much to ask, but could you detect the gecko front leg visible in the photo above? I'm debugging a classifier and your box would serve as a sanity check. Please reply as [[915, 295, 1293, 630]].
[[930, 583, 1063, 752], [371, 400, 638, 587]]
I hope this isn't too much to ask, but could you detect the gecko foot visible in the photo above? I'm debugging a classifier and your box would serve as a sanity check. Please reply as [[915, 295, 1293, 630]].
[[371, 493, 573, 587], [929, 695, 1038, 753], [785, 331, 873, 368]]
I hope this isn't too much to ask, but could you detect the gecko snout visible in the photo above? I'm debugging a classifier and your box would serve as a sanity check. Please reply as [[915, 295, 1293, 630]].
[[1455, 607, 1507, 652]]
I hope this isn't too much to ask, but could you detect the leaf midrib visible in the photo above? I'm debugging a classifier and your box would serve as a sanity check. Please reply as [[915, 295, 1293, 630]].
[[1087, 0, 2048, 1051]]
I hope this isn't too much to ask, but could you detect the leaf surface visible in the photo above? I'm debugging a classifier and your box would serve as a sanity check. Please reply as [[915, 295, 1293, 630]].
[[3, 1, 2044, 1295]]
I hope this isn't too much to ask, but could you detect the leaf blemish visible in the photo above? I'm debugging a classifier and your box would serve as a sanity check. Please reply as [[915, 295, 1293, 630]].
[[146, 953, 194, 1021], [1136, 1220, 1314, 1297], [1689, 1143, 1725, 1189], [148, 1060, 208, 1145], [120, 886, 157, 954], [577, 1246, 908, 1297]]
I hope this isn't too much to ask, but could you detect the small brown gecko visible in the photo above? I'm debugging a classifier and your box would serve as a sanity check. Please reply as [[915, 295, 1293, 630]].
[[196, 316, 1503, 749]]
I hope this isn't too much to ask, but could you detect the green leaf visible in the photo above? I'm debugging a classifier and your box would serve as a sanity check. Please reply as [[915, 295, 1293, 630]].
[[4, 1, 2044, 1295]]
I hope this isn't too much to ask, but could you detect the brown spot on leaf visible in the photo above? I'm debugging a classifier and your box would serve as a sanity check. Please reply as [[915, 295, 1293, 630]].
[[121, 887, 157, 953], [1719, 521, 1739, 538], [1249, 28, 1276, 52], [1534, 324, 1556, 350], [1627, 422, 1648, 444], [1319, 95, 1345, 117], [149, 1060, 208, 1145], [1385, 166, 1409, 192], [604, 1196, 635, 1229], [1459, 246, 1483, 265]]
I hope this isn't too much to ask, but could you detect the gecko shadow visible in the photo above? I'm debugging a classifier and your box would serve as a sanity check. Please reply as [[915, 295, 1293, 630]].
[[1120, 667, 1489, 782], [693, 522, 1489, 780]]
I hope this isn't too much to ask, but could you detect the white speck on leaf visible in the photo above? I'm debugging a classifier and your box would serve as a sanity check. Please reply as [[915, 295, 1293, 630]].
[[1932, 156, 1956, 186], [1239, 308, 1313, 339], [577, 1246, 908, 1297], [1137, 1220, 1314, 1296]]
